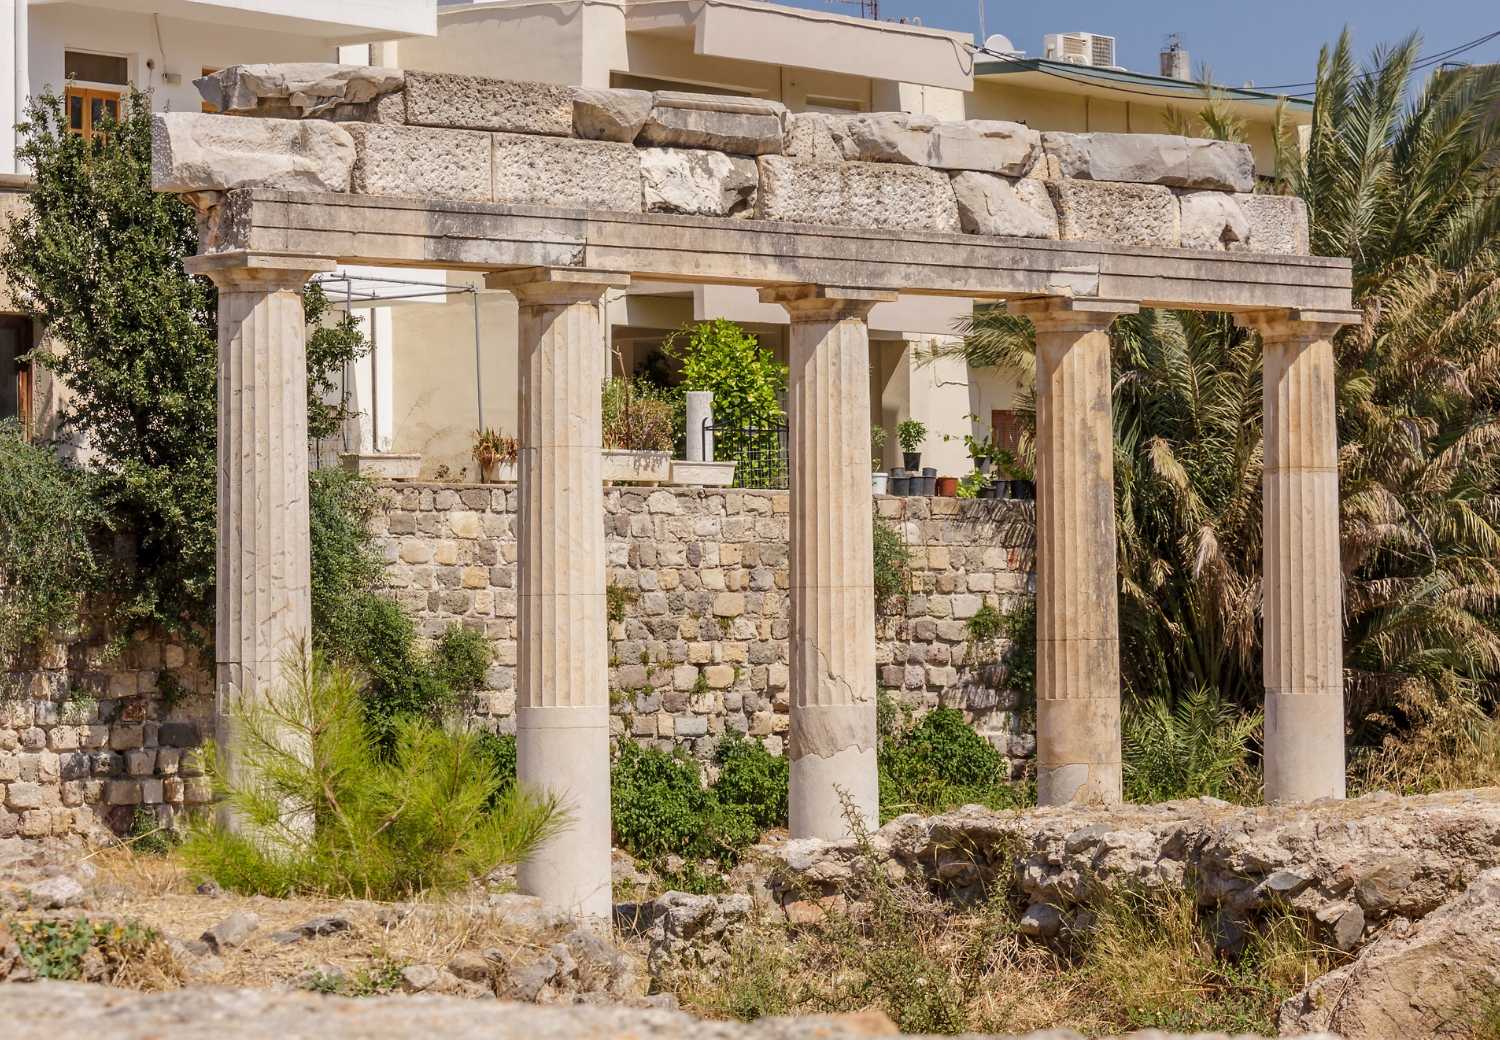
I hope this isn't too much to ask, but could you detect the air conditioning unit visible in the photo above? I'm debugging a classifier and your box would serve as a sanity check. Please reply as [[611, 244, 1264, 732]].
[[1043, 32, 1118, 69]]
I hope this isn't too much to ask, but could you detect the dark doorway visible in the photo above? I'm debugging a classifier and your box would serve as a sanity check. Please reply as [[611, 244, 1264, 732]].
[[0, 315, 33, 435]]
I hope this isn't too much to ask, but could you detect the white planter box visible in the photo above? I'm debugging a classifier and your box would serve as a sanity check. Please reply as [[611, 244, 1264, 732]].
[[602, 449, 672, 484], [670, 460, 737, 487], [478, 460, 518, 483], [339, 452, 422, 480]]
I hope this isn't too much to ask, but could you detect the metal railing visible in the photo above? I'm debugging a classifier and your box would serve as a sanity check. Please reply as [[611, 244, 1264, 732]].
[[704, 422, 789, 490]]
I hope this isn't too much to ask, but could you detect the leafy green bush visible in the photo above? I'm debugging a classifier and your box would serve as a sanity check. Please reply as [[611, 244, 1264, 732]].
[[10, 918, 165, 982], [878, 707, 1029, 820], [712, 734, 789, 830], [1000, 598, 1037, 708], [303, 282, 372, 443], [474, 731, 518, 796], [0, 421, 105, 663], [181, 655, 559, 900], [429, 624, 492, 695], [872, 517, 910, 615], [611, 736, 789, 864], [1122, 687, 1261, 803], [665, 319, 787, 477]]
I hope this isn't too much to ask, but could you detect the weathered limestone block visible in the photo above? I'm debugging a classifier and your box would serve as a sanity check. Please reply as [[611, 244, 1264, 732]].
[[950, 171, 1058, 238], [493, 133, 643, 213], [1281, 869, 1500, 1040], [756, 155, 960, 233], [1048, 179, 1180, 248], [573, 87, 653, 142], [345, 124, 491, 203], [638, 92, 786, 155], [783, 112, 843, 163], [151, 113, 354, 194], [927, 120, 1040, 176], [1178, 190, 1251, 250], [1043, 132, 1256, 192], [1236, 193, 1311, 255], [194, 63, 403, 117], [831, 112, 938, 164], [640, 148, 758, 217], [404, 70, 574, 136]]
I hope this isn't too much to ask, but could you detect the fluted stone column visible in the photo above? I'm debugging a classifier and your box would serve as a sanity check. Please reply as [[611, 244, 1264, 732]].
[[761, 284, 896, 839], [184, 251, 334, 825], [1241, 310, 1354, 802], [1010, 298, 1137, 806], [485, 268, 629, 920]]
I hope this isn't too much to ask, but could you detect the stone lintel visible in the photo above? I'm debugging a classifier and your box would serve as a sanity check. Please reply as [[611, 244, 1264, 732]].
[[484, 266, 631, 305], [184, 250, 335, 291], [759, 284, 898, 322]]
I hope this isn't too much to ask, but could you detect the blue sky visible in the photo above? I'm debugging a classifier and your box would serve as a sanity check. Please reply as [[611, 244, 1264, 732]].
[[774, 1, 1500, 91]]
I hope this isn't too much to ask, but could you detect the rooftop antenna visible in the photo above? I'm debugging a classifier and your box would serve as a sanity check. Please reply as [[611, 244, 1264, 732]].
[[826, 0, 880, 18], [978, 0, 987, 44]]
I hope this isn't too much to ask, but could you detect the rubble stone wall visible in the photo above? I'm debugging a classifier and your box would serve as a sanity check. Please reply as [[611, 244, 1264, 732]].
[[368, 483, 1037, 769], [1, 626, 214, 841], [156, 63, 1310, 256]]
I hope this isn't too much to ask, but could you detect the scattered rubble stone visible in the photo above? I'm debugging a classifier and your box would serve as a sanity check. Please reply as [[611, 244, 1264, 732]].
[[200, 911, 259, 953], [1281, 868, 1500, 1039], [25, 873, 85, 909], [641, 891, 753, 978]]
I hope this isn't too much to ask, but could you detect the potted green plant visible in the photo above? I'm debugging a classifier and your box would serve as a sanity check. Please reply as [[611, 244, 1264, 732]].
[[471, 428, 519, 484], [601, 378, 674, 484], [871, 426, 889, 495], [897, 418, 927, 472], [955, 471, 988, 499], [1006, 454, 1036, 500]]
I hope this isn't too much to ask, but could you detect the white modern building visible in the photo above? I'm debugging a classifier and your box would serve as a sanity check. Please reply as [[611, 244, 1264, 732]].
[[0, 0, 437, 440]]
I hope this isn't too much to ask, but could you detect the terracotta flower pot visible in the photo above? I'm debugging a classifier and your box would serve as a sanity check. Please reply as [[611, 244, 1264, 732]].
[[936, 476, 958, 496]]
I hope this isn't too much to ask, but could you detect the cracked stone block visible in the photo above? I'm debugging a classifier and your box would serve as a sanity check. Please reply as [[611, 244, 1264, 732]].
[[927, 120, 1041, 176], [782, 112, 843, 163], [638, 92, 786, 156], [151, 112, 354, 194], [194, 63, 403, 117], [1179, 190, 1251, 250], [1048, 179, 1180, 248], [1043, 131, 1256, 192], [640, 148, 758, 217], [951, 171, 1058, 238], [573, 87, 653, 142], [1235, 193, 1311, 255], [756, 156, 960, 233], [492, 132, 642, 212], [403, 71, 574, 136], [345, 124, 491, 203]]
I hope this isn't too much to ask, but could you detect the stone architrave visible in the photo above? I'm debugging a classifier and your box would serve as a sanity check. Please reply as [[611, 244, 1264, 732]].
[[760, 284, 897, 839], [1240, 309, 1358, 802], [182, 251, 334, 827], [1042, 132, 1256, 192], [1010, 297, 1138, 806], [484, 267, 631, 921]]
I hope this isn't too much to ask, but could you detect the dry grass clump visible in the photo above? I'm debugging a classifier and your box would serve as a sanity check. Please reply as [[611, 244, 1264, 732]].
[[671, 825, 1341, 1036]]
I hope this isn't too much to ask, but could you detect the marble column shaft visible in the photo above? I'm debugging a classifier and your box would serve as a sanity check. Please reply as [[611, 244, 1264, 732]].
[[1246, 312, 1347, 802], [761, 285, 896, 839], [1013, 298, 1135, 806], [185, 252, 333, 825], [486, 268, 629, 920]]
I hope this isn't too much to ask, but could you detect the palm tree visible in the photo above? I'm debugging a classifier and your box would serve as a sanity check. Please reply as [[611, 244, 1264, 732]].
[[946, 33, 1500, 789]]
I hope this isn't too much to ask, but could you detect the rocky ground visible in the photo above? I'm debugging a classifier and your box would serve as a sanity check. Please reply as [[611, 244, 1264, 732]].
[[2, 790, 1499, 1038]]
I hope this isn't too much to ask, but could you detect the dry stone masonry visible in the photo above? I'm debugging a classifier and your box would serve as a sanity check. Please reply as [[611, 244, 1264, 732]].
[[157, 63, 1309, 255], [369, 484, 1035, 771]]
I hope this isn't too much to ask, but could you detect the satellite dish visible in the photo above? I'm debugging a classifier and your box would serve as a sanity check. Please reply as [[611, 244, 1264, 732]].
[[985, 33, 1022, 56]]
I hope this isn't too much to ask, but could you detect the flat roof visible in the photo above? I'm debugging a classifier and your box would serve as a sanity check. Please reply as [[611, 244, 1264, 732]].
[[977, 57, 1314, 114]]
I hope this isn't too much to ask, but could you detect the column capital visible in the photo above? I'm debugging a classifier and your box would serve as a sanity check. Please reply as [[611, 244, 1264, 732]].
[[485, 267, 630, 305], [1008, 296, 1138, 333], [1236, 308, 1362, 342], [759, 284, 898, 322], [183, 251, 335, 292]]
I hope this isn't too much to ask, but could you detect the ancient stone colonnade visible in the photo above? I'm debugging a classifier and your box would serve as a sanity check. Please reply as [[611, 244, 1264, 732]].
[[161, 64, 1356, 919]]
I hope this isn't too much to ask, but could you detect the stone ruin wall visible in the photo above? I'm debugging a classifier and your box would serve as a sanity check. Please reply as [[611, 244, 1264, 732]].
[[158, 63, 1310, 256], [370, 483, 1036, 769], [1, 483, 1034, 839]]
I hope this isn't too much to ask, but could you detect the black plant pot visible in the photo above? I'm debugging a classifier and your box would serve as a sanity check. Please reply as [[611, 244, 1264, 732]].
[[1012, 479, 1036, 500], [889, 468, 910, 496], [903, 452, 922, 472], [921, 468, 937, 496]]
